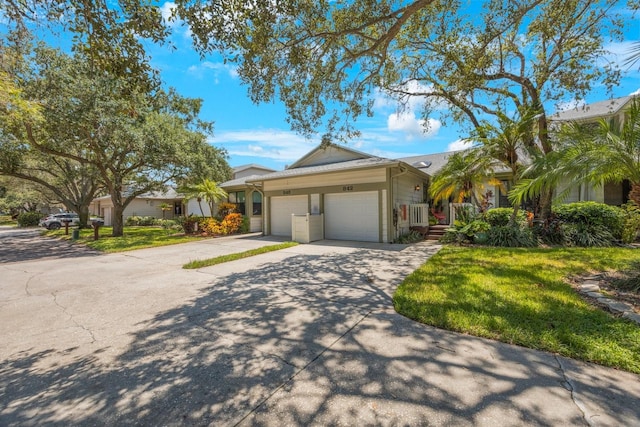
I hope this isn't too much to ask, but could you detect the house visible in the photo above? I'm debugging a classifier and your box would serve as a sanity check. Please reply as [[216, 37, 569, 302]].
[[549, 95, 636, 206], [221, 143, 430, 243], [89, 188, 186, 226]]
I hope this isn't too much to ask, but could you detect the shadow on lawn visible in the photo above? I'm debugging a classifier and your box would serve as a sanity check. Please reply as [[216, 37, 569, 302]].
[[1, 242, 639, 425]]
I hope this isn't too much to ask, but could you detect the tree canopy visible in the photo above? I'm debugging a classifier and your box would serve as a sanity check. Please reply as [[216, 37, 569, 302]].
[[174, 0, 625, 144], [0, 42, 231, 235]]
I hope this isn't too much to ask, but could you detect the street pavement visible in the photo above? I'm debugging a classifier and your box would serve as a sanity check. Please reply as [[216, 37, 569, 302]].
[[1, 227, 639, 426]]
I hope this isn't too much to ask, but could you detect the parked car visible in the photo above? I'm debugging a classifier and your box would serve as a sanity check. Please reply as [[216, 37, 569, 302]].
[[89, 217, 105, 227], [39, 213, 80, 230]]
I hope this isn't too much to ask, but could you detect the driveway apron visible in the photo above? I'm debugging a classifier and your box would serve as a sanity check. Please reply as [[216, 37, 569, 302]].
[[0, 232, 639, 426]]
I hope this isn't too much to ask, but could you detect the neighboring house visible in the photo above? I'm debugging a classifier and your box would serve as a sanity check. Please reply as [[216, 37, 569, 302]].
[[550, 95, 636, 206], [89, 189, 186, 226], [219, 164, 277, 233], [227, 143, 430, 243]]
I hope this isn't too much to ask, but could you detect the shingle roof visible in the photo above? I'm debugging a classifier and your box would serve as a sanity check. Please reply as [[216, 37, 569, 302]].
[[220, 174, 266, 188], [398, 150, 469, 175], [232, 163, 276, 173], [551, 96, 635, 122], [247, 157, 399, 182]]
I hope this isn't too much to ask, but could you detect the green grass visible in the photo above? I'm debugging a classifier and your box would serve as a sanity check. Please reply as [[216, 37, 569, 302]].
[[0, 215, 16, 226], [393, 246, 640, 374], [45, 226, 201, 253], [183, 242, 299, 269]]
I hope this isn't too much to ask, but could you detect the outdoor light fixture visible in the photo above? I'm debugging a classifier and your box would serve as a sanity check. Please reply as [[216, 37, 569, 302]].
[[414, 184, 421, 191]]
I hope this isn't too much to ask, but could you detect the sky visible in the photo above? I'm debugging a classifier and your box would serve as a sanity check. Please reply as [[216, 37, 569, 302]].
[[22, 2, 640, 172]]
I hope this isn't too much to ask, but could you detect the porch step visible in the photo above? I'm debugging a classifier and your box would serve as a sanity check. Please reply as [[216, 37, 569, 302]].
[[426, 224, 448, 241]]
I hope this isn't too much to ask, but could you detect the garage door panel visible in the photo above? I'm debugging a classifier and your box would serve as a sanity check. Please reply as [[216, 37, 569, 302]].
[[325, 191, 379, 242], [270, 195, 308, 237]]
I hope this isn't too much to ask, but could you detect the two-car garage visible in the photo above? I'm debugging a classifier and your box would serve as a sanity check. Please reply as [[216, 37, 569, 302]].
[[269, 191, 380, 242]]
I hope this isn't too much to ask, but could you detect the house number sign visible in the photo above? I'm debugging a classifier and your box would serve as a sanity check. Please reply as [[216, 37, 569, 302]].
[[342, 185, 354, 192], [282, 190, 291, 195]]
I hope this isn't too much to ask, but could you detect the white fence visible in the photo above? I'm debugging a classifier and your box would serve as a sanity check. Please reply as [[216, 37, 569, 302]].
[[409, 203, 430, 227]]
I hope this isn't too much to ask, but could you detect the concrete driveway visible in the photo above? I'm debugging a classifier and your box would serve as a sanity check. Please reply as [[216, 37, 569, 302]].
[[1, 229, 639, 426]]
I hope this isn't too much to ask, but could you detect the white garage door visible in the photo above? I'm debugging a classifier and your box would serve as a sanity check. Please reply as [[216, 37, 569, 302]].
[[270, 195, 308, 237], [325, 191, 379, 242]]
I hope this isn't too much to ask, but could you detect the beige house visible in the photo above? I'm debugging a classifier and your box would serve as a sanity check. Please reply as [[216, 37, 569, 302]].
[[89, 189, 186, 226], [221, 144, 430, 242], [550, 95, 635, 206]]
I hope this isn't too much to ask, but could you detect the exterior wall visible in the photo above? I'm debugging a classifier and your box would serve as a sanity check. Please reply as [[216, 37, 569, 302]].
[[186, 199, 212, 217], [293, 145, 365, 167], [263, 168, 386, 192], [392, 170, 427, 239]]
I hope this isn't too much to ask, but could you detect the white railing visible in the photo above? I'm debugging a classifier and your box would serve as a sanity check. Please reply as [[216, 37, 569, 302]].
[[409, 203, 429, 227]]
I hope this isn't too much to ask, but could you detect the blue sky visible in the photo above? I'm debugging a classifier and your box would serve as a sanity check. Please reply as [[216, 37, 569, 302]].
[[22, 2, 640, 171]]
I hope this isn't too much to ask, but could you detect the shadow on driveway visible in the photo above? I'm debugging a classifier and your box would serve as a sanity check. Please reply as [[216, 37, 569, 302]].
[[0, 228, 101, 264], [1, 243, 638, 426]]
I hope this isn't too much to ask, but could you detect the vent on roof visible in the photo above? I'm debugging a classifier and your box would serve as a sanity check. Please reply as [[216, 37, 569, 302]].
[[413, 161, 432, 168]]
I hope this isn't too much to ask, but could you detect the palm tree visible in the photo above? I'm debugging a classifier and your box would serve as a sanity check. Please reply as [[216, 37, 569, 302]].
[[429, 149, 501, 208], [626, 41, 640, 69], [473, 110, 536, 222], [180, 179, 228, 217], [512, 97, 640, 206]]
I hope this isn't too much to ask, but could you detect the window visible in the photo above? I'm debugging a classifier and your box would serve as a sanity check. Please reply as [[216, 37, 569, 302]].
[[252, 192, 262, 215], [498, 180, 511, 208], [228, 191, 246, 215]]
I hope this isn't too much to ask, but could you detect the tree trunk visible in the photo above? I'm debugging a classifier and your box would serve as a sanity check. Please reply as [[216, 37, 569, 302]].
[[111, 204, 125, 237], [77, 204, 90, 229], [538, 188, 553, 222]]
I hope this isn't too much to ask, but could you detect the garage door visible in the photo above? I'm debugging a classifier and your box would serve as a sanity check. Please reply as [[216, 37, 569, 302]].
[[325, 191, 379, 242], [270, 195, 308, 237]]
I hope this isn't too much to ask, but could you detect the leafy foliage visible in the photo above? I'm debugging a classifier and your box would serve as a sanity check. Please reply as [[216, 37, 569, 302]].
[[486, 225, 537, 247], [16, 211, 41, 227], [125, 216, 159, 227], [552, 202, 624, 240], [216, 202, 237, 220], [484, 208, 528, 227], [560, 223, 615, 247], [621, 203, 640, 244]]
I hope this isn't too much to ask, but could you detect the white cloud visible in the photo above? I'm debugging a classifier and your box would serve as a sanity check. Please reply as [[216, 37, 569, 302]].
[[630, 88, 640, 96], [187, 61, 238, 81], [213, 129, 318, 163], [447, 139, 473, 152], [602, 41, 637, 68], [387, 112, 441, 139], [160, 2, 178, 26]]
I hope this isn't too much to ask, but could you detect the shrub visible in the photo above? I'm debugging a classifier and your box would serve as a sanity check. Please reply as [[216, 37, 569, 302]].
[[486, 225, 537, 247], [561, 223, 615, 247], [240, 215, 250, 233], [17, 211, 42, 227], [180, 215, 200, 234], [484, 208, 528, 227], [157, 219, 177, 230], [621, 202, 640, 243], [216, 202, 237, 220], [397, 230, 424, 244], [126, 216, 160, 226], [533, 215, 566, 245], [552, 202, 625, 239], [198, 217, 219, 235], [219, 212, 243, 235]]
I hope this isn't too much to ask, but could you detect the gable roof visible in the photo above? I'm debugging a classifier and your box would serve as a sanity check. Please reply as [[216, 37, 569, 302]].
[[220, 174, 265, 189], [551, 96, 635, 122], [232, 163, 276, 174], [287, 143, 373, 169], [247, 157, 401, 182]]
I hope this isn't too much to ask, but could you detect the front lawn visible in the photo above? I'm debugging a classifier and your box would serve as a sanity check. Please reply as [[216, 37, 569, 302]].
[[45, 226, 201, 252], [393, 246, 640, 374]]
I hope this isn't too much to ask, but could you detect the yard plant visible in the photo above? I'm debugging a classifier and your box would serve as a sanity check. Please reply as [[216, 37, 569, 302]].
[[394, 246, 640, 374]]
